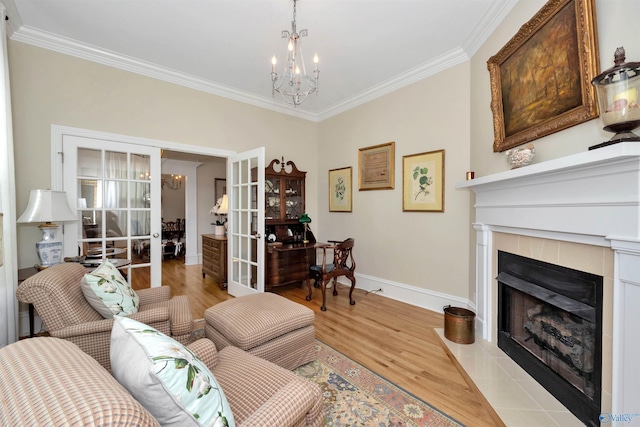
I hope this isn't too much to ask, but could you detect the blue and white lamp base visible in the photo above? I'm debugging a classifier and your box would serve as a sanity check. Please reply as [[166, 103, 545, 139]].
[[35, 223, 63, 267]]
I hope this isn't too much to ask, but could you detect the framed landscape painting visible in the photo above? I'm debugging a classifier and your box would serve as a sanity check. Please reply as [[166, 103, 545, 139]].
[[329, 167, 352, 212], [487, 0, 599, 152], [402, 150, 444, 212]]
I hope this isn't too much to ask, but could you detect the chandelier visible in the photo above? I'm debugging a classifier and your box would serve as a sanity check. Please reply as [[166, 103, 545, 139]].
[[270, 0, 319, 106], [161, 174, 183, 190]]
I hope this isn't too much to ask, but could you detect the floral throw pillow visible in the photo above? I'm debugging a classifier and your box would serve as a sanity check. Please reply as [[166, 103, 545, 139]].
[[111, 317, 235, 427], [81, 259, 139, 318]]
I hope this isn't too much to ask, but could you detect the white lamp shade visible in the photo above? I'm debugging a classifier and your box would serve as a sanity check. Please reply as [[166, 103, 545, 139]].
[[17, 190, 78, 223], [218, 194, 228, 215]]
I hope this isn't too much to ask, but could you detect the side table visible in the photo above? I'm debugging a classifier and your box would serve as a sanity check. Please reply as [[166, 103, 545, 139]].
[[18, 267, 39, 337]]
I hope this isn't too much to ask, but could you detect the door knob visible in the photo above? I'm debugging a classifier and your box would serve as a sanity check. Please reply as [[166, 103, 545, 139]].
[[153, 233, 160, 238]]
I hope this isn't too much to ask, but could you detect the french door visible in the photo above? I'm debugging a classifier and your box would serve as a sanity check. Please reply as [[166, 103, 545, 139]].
[[227, 148, 265, 297], [61, 135, 162, 287]]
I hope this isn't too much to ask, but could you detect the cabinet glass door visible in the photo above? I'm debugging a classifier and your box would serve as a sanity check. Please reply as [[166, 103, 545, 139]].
[[265, 177, 280, 221], [285, 178, 303, 220]]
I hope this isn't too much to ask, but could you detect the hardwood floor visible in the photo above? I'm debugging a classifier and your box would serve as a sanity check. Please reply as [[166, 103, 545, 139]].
[[152, 258, 505, 427]]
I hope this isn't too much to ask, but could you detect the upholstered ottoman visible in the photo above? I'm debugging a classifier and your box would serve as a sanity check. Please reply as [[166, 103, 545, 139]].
[[205, 293, 316, 370]]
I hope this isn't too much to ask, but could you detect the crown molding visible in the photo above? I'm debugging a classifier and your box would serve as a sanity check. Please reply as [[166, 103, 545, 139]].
[[462, 0, 519, 56], [1, 0, 23, 36], [316, 48, 469, 121], [9, 0, 514, 124], [10, 25, 320, 122]]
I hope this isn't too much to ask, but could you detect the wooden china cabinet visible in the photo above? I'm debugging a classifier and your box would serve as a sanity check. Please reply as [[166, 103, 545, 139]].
[[264, 158, 316, 291]]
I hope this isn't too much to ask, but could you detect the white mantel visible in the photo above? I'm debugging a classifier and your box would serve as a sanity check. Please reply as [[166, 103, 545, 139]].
[[457, 142, 640, 418]]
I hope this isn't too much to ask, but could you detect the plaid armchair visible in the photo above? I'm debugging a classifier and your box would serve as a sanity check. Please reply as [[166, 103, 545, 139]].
[[16, 262, 193, 371]]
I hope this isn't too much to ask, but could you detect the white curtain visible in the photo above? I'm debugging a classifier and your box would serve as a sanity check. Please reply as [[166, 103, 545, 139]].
[[0, 3, 19, 346]]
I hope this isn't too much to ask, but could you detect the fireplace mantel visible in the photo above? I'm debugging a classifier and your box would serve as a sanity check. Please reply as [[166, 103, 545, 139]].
[[457, 142, 640, 242], [457, 142, 640, 418]]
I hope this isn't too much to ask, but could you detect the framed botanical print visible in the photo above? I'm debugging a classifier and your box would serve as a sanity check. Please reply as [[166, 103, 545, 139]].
[[402, 149, 444, 212], [329, 167, 352, 212]]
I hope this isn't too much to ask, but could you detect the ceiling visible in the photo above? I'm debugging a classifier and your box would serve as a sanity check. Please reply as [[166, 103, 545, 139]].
[[4, 0, 517, 122]]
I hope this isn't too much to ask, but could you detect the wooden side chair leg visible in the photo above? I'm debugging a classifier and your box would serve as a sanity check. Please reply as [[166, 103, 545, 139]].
[[305, 277, 313, 302], [332, 278, 338, 296], [321, 279, 329, 311], [348, 274, 356, 306]]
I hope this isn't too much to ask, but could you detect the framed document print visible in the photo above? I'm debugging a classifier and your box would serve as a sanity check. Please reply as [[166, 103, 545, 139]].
[[358, 142, 394, 190], [402, 149, 445, 212], [328, 167, 352, 212]]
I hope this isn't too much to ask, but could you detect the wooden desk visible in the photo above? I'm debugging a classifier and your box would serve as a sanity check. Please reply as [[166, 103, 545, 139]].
[[266, 242, 323, 291]]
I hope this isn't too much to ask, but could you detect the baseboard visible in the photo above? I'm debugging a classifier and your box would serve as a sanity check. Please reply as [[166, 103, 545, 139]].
[[336, 272, 474, 315], [184, 254, 199, 266]]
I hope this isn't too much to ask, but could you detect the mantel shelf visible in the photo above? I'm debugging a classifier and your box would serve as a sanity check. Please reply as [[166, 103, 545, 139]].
[[457, 142, 640, 191]]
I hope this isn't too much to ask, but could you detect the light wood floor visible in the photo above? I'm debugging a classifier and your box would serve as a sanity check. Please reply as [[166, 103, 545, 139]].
[[152, 258, 505, 427]]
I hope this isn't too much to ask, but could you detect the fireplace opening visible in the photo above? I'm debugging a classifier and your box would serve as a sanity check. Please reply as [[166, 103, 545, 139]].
[[497, 251, 603, 427]]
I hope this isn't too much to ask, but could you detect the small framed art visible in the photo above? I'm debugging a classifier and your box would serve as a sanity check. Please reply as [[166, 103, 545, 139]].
[[215, 178, 226, 201], [358, 142, 394, 190], [329, 167, 352, 212], [402, 149, 444, 212]]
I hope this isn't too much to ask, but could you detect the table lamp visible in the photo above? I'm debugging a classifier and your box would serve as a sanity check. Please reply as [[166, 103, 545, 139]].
[[17, 190, 77, 268], [299, 213, 311, 243], [210, 194, 228, 235]]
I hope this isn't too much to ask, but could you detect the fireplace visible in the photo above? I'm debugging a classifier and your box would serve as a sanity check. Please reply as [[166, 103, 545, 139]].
[[497, 251, 603, 426], [457, 143, 640, 417]]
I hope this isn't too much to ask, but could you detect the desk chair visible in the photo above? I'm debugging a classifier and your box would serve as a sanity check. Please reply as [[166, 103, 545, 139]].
[[306, 238, 356, 311]]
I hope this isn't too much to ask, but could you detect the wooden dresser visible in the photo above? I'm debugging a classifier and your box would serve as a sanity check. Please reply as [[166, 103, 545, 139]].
[[202, 234, 227, 289]]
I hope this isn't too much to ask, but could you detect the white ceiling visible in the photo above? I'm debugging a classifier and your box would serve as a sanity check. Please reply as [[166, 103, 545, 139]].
[[4, 0, 517, 122]]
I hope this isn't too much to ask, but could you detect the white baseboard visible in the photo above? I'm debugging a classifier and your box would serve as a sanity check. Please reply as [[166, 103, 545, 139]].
[[18, 270, 473, 336], [185, 254, 199, 266], [336, 272, 474, 315]]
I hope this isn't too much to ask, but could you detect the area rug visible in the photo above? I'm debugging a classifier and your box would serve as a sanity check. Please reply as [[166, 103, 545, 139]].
[[294, 340, 465, 427]]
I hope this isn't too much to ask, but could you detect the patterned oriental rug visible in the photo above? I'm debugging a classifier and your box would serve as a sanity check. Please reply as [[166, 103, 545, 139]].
[[294, 340, 465, 427]]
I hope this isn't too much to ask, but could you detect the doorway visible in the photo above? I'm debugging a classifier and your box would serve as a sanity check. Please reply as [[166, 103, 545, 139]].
[[52, 125, 236, 289], [160, 151, 227, 267]]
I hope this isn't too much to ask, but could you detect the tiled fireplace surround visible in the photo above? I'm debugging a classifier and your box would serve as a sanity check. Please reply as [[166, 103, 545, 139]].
[[458, 143, 640, 421]]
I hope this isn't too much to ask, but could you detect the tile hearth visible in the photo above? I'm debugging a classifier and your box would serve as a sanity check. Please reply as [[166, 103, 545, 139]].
[[436, 329, 583, 427]]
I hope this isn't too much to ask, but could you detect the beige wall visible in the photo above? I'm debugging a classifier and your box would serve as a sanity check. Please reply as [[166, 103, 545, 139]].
[[317, 62, 472, 299], [470, 0, 640, 177], [9, 41, 318, 268], [8, 0, 637, 306], [161, 175, 186, 221]]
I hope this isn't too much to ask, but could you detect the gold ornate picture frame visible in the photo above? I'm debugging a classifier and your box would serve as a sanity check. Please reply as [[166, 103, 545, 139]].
[[329, 167, 352, 212], [402, 150, 444, 212], [487, 0, 599, 152], [358, 142, 394, 190]]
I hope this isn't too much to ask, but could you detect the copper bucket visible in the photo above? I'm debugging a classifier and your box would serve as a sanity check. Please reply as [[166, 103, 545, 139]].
[[443, 306, 476, 344]]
